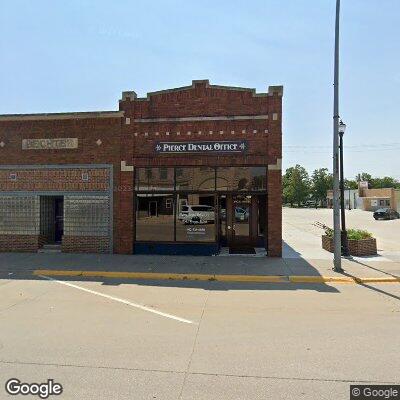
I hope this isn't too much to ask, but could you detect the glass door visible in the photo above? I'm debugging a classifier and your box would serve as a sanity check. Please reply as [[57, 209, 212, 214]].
[[231, 194, 251, 245]]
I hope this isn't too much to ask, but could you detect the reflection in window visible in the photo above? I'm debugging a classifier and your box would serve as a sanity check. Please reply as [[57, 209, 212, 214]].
[[216, 167, 266, 191], [176, 194, 216, 242], [136, 194, 174, 241], [175, 167, 215, 191], [135, 168, 174, 191], [159, 168, 168, 180], [233, 195, 251, 237]]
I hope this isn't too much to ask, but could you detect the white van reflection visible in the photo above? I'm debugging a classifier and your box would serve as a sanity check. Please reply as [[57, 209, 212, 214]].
[[178, 205, 215, 224]]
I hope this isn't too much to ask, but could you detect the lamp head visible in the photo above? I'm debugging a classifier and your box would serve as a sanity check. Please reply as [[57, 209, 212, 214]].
[[339, 120, 346, 134]]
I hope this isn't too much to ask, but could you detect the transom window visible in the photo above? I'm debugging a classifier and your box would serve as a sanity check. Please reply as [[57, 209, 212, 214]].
[[135, 167, 267, 192]]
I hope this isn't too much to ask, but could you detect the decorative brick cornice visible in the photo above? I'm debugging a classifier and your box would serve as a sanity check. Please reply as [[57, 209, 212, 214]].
[[119, 80, 283, 102]]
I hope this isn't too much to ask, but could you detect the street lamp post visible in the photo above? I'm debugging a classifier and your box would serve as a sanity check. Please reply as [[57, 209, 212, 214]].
[[339, 120, 350, 256], [332, 0, 343, 272]]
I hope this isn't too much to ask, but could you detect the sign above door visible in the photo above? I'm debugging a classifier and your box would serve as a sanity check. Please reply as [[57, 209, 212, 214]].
[[155, 140, 248, 154]]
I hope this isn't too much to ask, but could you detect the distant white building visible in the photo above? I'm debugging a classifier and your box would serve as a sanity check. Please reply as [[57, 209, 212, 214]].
[[326, 189, 359, 210]]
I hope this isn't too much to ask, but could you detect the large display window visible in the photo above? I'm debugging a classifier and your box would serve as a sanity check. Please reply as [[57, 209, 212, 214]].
[[135, 168, 174, 191], [136, 194, 175, 241], [175, 167, 215, 191], [134, 167, 267, 244], [216, 167, 266, 191], [176, 194, 216, 242]]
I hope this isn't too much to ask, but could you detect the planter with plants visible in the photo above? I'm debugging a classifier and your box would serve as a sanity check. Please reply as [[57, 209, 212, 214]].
[[315, 222, 377, 256]]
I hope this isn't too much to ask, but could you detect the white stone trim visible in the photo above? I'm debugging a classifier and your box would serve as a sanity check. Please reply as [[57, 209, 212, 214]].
[[0, 111, 123, 121], [268, 159, 282, 171], [132, 114, 268, 123], [121, 161, 134, 172]]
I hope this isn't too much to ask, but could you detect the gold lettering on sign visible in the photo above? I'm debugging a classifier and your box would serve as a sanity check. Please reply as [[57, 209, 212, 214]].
[[22, 138, 78, 150]]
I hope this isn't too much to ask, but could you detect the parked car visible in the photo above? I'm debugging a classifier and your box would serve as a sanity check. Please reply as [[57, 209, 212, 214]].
[[178, 205, 215, 224], [373, 208, 399, 220], [303, 200, 317, 208]]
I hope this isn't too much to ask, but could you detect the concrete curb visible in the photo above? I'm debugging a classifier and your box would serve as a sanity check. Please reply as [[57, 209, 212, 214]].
[[33, 270, 400, 284]]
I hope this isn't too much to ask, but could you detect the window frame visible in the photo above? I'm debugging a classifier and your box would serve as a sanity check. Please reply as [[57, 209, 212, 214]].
[[133, 166, 268, 244]]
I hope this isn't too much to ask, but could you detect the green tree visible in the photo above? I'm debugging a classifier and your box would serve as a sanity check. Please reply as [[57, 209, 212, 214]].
[[355, 173, 400, 189], [311, 168, 332, 207], [356, 172, 372, 185], [283, 165, 310, 207], [344, 179, 358, 189], [371, 176, 399, 189]]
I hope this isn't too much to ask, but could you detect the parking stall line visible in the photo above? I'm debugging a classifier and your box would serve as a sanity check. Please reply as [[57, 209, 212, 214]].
[[38, 275, 196, 325]]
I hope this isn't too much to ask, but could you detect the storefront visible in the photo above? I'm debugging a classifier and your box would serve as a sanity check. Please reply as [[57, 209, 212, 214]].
[[134, 166, 267, 255], [0, 80, 283, 256]]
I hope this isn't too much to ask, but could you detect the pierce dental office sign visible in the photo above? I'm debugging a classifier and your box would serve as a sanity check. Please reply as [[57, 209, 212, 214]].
[[155, 140, 248, 154]]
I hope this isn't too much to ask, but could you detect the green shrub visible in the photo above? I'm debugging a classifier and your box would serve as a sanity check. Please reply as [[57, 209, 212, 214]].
[[346, 229, 372, 240], [314, 222, 373, 240]]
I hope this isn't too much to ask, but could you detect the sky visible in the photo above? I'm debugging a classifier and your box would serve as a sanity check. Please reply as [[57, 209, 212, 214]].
[[1, 0, 399, 180]]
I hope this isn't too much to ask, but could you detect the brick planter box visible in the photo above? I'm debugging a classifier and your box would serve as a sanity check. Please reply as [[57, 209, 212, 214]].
[[322, 235, 377, 256]]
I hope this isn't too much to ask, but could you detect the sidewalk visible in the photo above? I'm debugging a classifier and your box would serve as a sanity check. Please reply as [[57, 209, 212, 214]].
[[1, 252, 399, 283]]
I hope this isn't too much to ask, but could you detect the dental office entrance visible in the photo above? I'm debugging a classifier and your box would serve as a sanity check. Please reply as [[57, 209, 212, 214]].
[[133, 166, 267, 255], [219, 194, 266, 253]]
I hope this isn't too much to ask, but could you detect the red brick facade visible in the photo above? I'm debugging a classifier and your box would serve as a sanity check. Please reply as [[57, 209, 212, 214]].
[[0, 235, 47, 252], [0, 168, 110, 191], [0, 80, 283, 256], [62, 236, 110, 253]]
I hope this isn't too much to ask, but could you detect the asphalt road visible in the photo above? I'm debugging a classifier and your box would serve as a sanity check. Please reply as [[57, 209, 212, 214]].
[[1, 275, 399, 399]]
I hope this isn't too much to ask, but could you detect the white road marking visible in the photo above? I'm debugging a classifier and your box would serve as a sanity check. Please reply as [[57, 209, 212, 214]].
[[39, 275, 196, 325]]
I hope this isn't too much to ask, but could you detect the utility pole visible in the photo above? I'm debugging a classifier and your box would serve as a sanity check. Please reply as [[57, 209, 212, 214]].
[[333, 0, 344, 272]]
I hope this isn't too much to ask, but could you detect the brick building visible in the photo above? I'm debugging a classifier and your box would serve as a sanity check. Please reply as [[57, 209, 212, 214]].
[[0, 80, 283, 256]]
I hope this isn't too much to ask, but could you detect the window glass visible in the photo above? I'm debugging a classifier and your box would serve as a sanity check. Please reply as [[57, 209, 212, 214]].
[[176, 194, 216, 242], [175, 167, 215, 191], [136, 194, 174, 241], [135, 168, 174, 191], [233, 195, 251, 236], [159, 168, 168, 180], [216, 167, 266, 191]]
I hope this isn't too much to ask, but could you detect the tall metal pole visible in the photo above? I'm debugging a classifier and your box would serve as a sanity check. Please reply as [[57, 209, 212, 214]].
[[333, 0, 343, 272], [339, 131, 350, 256]]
